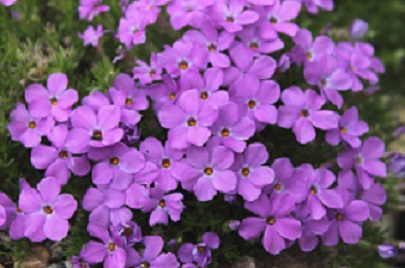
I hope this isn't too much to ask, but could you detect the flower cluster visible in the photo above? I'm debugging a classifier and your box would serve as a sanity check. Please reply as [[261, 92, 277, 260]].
[[3, 0, 390, 267]]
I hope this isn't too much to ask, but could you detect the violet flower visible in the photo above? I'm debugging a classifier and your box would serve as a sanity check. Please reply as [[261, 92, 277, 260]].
[[167, 0, 214, 30], [231, 143, 274, 201], [158, 89, 218, 149], [79, 25, 104, 47], [349, 19, 368, 39], [116, 17, 147, 48], [31, 125, 91, 185], [238, 194, 301, 255], [277, 87, 339, 144], [71, 248, 97, 268], [79, 0, 110, 21], [19, 177, 77, 242], [133, 236, 180, 268], [0, 0, 17, 6], [297, 0, 333, 14], [148, 74, 183, 112], [178, 232, 220, 267], [378, 243, 397, 259], [116, 221, 142, 246], [0, 193, 15, 230], [133, 53, 163, 84], [325, 106, 369, 148], [389, 153, 405, 178]]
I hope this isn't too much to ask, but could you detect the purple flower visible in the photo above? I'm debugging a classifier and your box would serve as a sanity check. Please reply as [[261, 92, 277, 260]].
[[116, 17, 146, 48], [140, 137, 183, 191], [158, 41, 208, 79], [292, 29, 334, 65], [209, 0, 260, 33], [133, 53, 163, 84], [277, 87, 339, 144], [31, 125, 91, 185], [88, 142, 145, 190], [0, 0, 17, 6], [167, 0, 214, 30], [148, 74, 183, 111], [231, 143, 274, 201], [158, 89, 218, 149], [79, 25, 104, 47], [79, 0, 110, 21], [108, 74, 149, 126], [183, 23, 235, 68], [255, 0, 302, 39], [211, 102, 255, 152], [321, 190, 369, 246], [337, 137, 387, 189], [298, 0, 333, 14], [66, 105, 123, 153], [378, 243, 397, 259], [231, 79, 280, 129], [176, 145, 237, 201], [300, 164, 343, 220], [19, 177, 77, 242], [126, 0, 169, 24], [181, 68, 229, 107], [349, 19, 368, 39], [178, 232, 220, 267], [389, 153, 405, 178], [0, 193, 15, 230], [338, 170, 386, 221], [24, 73, 78, 122], [8, 179, 31, 240], [133, 236, 180, 268], [116, 221, 142, 246], [238, 194, 301, 255], [71, 248, 97, 268], [229, 220, 241, 230], [7, 102, 54, 148], [325, 107, 369, 148]]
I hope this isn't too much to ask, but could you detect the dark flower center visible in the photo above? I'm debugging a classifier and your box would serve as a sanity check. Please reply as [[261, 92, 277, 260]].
[[162, 158, 171, 168], [355, 156, 363, 165], [125, 97, 133, 106], [59, 151, 69, 159], [241, 167, 250, 177], [28, 121, 37, 129], [141, 261, 151, 268], [208, 43, 216, 52], [320, 79, 327, 87], [16, 206, 23, 213], [336, 213, 343, 221], [266, 216, 276, 225], [274, 183, 281, 191], [204, 167, 213, 176], [110, 157, 120, 165], [123, 227, 133, 236], [305, 52, 312, 60], [159, 200, 166, 208], [221, 128, 230, 137], [200, 91, 208, 100], [50, 97, 58, 106], [226, 16, 235, 23], [248, 100, 256, 109], [187, 117, 197, 127], [92, 130, 103, 141], [340, 127, 347, 134], [356, 193, 362, 200], [249, 42, 259, 50], [270, 17, 278, 25], [80, 262, 88, 268], [133, 28, 139, 35], [108, 243, 115, 251], [300, 109, 309, 118], [169, 92, 176, 100], [43, 205, 53, 215], [178, 60, 188, 70], [197, 246, 206, 253], [150, 69, 156, 78], [310, 186, 317, 195]]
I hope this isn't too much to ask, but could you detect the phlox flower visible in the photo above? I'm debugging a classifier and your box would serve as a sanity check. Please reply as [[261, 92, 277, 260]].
[[79, 25, 104, 47], [79, 0, 110, 21], [178, 232, 220, 267]]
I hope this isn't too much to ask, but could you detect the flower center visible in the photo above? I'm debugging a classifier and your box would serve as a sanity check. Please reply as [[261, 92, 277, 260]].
[[110, 157, 120, 165], [249, 42, 259, 50], [59, 151, 68, 159], [336, 213, 343, 221], [169, 92, 176, 100], [125, 97, 133, 106], [310, 186, 317, 195], [274, 183, 281, 191], [204, 167, 213, 176], [340, 127, 347, 134], [28, 121, 36, 129], [221, 128, 230, 137], [356, 193, 362, 200], [197, 246, 206, 253], [162, 158, 171, 168], [43, 205, 53, 215], [178, 60, 188, 70], [355, 156, 363, 165], [200, 91, 208, 100], [50, 97, 58, 106], [16, 206, 23, 213], [92, 130, 103, 141], [266, 216, 276, 225], [187, 117, 197, 127], [141, 261, 151, 268], [208, 43, 216, 52], [133, 28, 139, 35], [159, 200, 166, 208], [149, 69, 156, 77], [80, 262, 88, 268], [108, 243, 115, 251], [270, 17, 278, 25], [241, 167, 250, 177], [123, 227, 133, 236], [145, 5, 152, 11], [305, 52, 312, 60], [226, 16, 235, 23], [248, 100, 256, 109], [320, 79, 327, 87], [300, 109, 309, 118]]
